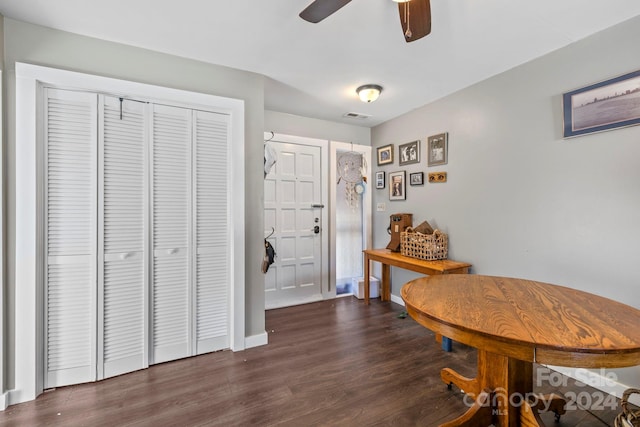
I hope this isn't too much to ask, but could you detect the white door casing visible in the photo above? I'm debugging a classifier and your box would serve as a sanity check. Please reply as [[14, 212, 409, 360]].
[[264, 137, 327, 309]]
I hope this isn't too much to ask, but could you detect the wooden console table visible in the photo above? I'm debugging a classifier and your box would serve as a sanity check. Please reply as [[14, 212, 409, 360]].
[[363, 248, 471, 305], [402, 275, 640, 427]]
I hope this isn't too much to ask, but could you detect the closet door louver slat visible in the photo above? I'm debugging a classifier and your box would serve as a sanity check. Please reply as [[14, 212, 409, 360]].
[[193, 111, 230, 353], [99, 96, 147, 379], [44, 88, 98, 388], [151, 105, 192, 364]]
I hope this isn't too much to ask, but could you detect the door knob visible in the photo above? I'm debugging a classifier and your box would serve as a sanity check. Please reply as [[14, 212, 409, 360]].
[[313, 225, 320, 234]]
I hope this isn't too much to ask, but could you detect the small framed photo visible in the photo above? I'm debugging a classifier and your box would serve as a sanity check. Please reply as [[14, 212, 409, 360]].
[[562, 69, 640, 138], [377, 144, 394, 166], [427, 133, 448, 166], [409, 172, 424, 186], [399, 140, 420, 165], [389, 171, 406, 201], [375, 171, 385, 189]]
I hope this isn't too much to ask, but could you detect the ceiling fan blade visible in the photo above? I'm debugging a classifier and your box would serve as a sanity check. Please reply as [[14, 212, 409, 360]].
[[300, 0, 353, 23], [398, 0, 431, 42]]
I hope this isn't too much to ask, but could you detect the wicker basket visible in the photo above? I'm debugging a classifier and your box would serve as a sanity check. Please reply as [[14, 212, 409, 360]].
[[615, 389, 640, 427], [400, 227, 448, 260]]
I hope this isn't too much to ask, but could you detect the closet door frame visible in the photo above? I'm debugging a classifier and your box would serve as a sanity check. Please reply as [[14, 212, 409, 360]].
[[15, 63, 245, 405]]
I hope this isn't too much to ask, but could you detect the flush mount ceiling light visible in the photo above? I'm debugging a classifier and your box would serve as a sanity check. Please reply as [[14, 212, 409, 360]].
[[356, 84, 383, 103]]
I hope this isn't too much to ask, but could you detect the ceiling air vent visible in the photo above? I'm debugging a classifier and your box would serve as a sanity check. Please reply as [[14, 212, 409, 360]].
[[343, 112, 371, 120]]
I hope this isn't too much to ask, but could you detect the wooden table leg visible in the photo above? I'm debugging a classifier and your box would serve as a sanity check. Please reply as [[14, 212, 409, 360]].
[[520, 400, 546, 427], [439, 389, 493, 427], [441, 368, 480, 396], [381, 263, 390, 301], [440, 350, 536, 427]]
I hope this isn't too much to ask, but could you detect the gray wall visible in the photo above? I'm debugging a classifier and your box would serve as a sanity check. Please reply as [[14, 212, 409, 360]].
[[265, 110, 371, 145], [372, 15, 640, 309], [2, 18, 265, 388]]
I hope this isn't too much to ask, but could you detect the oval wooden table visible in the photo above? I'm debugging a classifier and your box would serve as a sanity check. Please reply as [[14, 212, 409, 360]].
[[401, 275, 640, 427]]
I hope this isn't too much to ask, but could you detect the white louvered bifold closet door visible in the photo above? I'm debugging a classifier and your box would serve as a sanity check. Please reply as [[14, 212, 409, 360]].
[[193, 111, 230, 354], [98, 96, 148, 379], [151, 104, 192, 364], [44, 88, 98, 388], [42, 88, 233, 387]]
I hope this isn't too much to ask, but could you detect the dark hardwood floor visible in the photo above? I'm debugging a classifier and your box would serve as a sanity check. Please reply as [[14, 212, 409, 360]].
[[0, 298, 625, 426]]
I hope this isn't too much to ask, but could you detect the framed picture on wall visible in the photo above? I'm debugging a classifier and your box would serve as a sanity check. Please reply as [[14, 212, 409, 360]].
[[389, 171, 406, 201], [375, 171, 385, 189], [409, 172, 424, 186], [562, 69, 640, 138], [377, 144, 394, 166], [427, 133, 448, 166], [399, 140, 420, 165]]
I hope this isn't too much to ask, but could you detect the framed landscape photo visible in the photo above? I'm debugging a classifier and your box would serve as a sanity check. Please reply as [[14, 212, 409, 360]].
[[399, 140, 420, 165], [377, 144, 394, 166], [375, 171, 385, 189], [389, 171, 406, 201], [562, 69, 640, 138], [427, 133, 448, 166], [409, 172, 424, 186]]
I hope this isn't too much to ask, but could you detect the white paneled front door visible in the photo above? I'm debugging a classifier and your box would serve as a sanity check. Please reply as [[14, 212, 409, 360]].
[[264, 142, 324, 309]]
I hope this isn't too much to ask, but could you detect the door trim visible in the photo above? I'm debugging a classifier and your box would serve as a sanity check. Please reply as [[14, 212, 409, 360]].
[[14, 63, 245, 406], [265, 133, 329, 303]]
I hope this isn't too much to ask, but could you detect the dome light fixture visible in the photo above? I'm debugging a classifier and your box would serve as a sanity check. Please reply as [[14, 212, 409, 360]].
[[356, 84, 383, 103]]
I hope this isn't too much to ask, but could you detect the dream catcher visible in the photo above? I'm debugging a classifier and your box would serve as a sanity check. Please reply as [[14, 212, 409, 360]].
[[337, 148, 367, 209]]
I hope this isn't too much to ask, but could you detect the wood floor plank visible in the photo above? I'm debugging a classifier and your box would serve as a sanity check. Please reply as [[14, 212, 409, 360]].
[[0, 298, 623, 426]]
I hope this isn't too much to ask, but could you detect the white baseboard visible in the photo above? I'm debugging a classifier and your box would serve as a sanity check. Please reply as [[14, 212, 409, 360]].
[[0, 391, 8, 410], [4, 388, 38, 410], [244, 331, 268, 349], [390, 293, 405, 306]]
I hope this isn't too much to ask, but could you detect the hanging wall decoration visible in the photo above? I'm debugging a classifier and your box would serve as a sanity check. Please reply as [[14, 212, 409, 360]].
[[337, 149, 367, 209], [377, 144, 394, 166], [409, 172, 424, 185], [428, 172, 447, 183], [427, 133, 448, 166], [389, 171, 406, 201], [562, 69, 640, 138], [399, 140, 420, 165]]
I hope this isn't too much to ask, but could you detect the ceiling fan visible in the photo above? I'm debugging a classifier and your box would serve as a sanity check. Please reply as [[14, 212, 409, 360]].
[[299, 0, 431, 43]]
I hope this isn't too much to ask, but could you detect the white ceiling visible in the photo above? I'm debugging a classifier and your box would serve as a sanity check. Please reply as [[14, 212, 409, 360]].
[[2, 0, 640, 127]]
